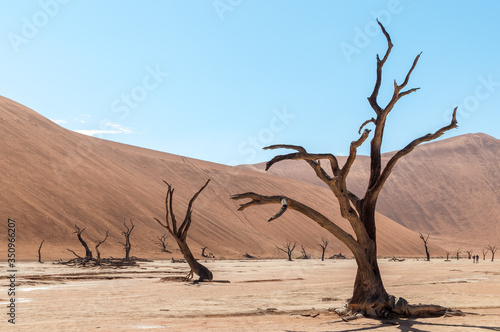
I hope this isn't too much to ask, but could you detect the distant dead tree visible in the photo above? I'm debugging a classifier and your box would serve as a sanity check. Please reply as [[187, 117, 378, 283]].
[[455, 248, 462, 260], [466, 250, 473, 260], [319, 237, 329, 261], [154, 179, 213, 281], [419, 233, 430, 261], [121, 220, 135, 260], [276, 240, 296, 261], [445, 252, 451, 261], [301, 244, 310, 259], [482, 248, 489, 260], [232, 21, 458, 317], [156, 234, 172, 254], [330, 252, 347, 260], [72, 225, 93, 261], [487, 245, 497, 261], [38, 240, 45, 263], [95, 231, 109, 265]]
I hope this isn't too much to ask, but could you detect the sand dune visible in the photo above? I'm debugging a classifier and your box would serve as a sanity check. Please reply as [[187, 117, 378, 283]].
[[0, 96, 467, 261], [241, 133, 500, 252]]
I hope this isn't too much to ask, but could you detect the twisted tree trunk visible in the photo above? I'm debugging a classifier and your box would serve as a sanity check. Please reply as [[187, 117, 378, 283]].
[[74, 225, 92, 261], [154, 179, 213, 281], [419, 233, 430, 261]]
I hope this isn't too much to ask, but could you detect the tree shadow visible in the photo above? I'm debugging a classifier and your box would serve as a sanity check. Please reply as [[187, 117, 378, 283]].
[[338, 317, 500, 332]]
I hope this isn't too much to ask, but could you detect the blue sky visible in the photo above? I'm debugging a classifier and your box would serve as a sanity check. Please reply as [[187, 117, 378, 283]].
[[1, 1, 499, 165]]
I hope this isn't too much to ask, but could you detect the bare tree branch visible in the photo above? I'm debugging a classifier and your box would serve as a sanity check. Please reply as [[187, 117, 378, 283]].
[[341, 129, 371, 178], [265, 144, 340, 179], [178, 179, 210, 238], [231, 192, 359, 252], [367, 108, 458, 200], [367, 20, 393, 115], [359, 118, 376, 134], [268, 198, 288, 222]]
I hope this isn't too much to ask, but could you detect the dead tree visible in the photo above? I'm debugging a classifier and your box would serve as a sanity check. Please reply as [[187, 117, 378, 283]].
[[154, 179, 213, 281], [156, 234, 172, 253], [38, 240, 45, 263], [319, 237, 329, 261], [466, 250, 473, 260], [73, 225, 93, 261], [232, 21, 458, 318], [487, 245, 497, 261], [301, 244, 310, 259], [445, 252, 451, 261], [482, 248, 489, 260], [201, 247, 210, 258], [419, 233, 430, 261], [456, 248, 462, 260], [276, 240, 296, 261], [121, 220, 135, 260], [95, 231, 109, 265]]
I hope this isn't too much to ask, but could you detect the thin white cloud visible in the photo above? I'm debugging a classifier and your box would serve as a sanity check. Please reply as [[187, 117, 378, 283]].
[[50, 119, 68, 124], [74, 123, 132, 136]]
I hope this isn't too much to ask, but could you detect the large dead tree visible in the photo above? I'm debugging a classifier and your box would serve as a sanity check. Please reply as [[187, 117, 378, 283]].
[[232, 21, 458, 318], [154, 179, 213, 281], [419, 233, 430, 261]]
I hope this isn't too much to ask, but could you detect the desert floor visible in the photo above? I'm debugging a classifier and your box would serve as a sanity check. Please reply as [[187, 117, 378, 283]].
[[1, 259, 500, 331]]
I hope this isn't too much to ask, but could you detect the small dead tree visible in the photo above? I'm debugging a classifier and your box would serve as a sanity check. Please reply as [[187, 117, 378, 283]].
[[156, 234, 172, 253], [276, 240, 296, 261], [466, 250, 473, 260], [455, 248, 462, 260], [73, 225, 93, 261], [482, 248, 489, 260], [445, 252, 451, 261], [154, 179, 213, 281], [38, 240, 45, 263], [319, 237, 329, 261], [301, 244, 310, 259], [95, 231, 109, 265], [487, 245, 497, 261], [419, 233, 430, 261], [121, 220, 135, 260]]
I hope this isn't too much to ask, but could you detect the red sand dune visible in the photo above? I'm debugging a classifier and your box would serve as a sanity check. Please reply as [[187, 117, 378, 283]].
[[2, 96, 489, 261]]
